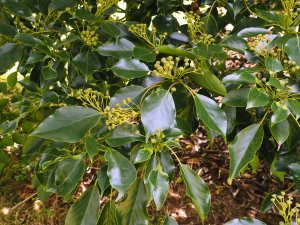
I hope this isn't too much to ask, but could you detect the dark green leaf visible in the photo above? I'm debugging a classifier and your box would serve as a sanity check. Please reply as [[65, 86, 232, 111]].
[[141, 89, 176, 139], [285, 36, 300, 66], [65, 185, 99, 225], [133, 47, 156, 62], [85, 136, 102, 159], [287, 99, 300, 119], [228, 124, 264, 183], [42, 67, 58, 80], [97, 165, 110, 196], [106, 124, 144, 147], [104, 148, 137, 200], [111, 59, 149, 79], [246, 88, 270, 109], [270, 119, 289, 146], [265, 57, 283, 73], [237, 27, 270, 38], [0, 118, 19, 135], [144, 156, 159, 203], [0, 24, 17, 37], [97, 200, 117, 225], [131, 143, 153, 164], [97, 38, 135, 58], [160, 149, 175, 181], [0, 43, 22, 73], [221, 35, 248, 52], [31, 106, 101, 143], [26, 52, 46, 64], [180, 164, 210, 224], [49, 0, 77, 11], [55, 154, 85, 196], [270, 102, 290, 127], [72, 51, 101, 76], [102, 23, 121, 38], [152, 15, 178, 34], [110, 85, 145, 108], [15, 33, 44, 46], [194, 94, 227, 138], [116, 179, 149, 225], [22, 136, 44, 156], [1, 0, 32, 17], [149, 168, 169, 210], [74, 8, 97, 22], [223, 88, 250, 107]]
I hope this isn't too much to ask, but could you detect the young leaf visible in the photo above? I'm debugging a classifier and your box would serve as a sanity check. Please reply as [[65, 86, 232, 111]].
[[65, 185, 100, 225], [225, 218, 267, 225], [31, 106, 102, 143], [141, 89, 176, 140], [117, 179, 149, 225], [180, 164, 211, 224], [55, 154, 85, 196], [194, 94, 227, 138], [97, 200, 117, 225], [246, 88, 270, 109], [270, 119, 289, 146], [104, 148, 137, 200], [112, 59, 149, 79], [228, 124, 264, 183], [149, 168, 169, 210]]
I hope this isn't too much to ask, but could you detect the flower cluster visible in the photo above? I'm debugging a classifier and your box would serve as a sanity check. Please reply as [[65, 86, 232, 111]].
[[152, 56, 192, 80], [128, 24, 167, 48], [271, 192, 300, 225], [96, 0, 119, 16], [72, 88, 105, 113], [283, 59, 300, 73], [103, 98, 139, 130], [13, 17, 31, 33], [281, 0, 300, 19], [247, 34, 279, 57], [80, 28, 99, 47], [185, 12, 215, 44]]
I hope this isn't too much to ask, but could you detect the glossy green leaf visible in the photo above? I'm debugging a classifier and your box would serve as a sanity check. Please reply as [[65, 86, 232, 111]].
[[265, 57, 283, 73], [31, 106, 101, 143], [110, 85, 145, 108], [1, 0, 32, 17], [270, 102, 290, 127], [223, 88, 250, 107], [270, 119, 289, 146], [85, 136, 102, 159], [72, 51, 101, 76], [22, 136, 44, 156], [163, 216, 178, 225], [194, 94, 227, 138], [49, 0, 77, 11], [144, 156, 159, 203], [97, 38, 135, 58], [0, 24, 17, 37], [65, 185, 99, 225], [237, 27, 270, 38], [97, 200, 117, 225], [152, 15, 178, 34], [160, 149, 175, 181], [111, 59, 149, 79], [141, 89, 176, 139], [222, 71, 256, 84], [285, 36, 300, 66], [7, 72, 17, 88], [228, 124, 264, 183], [106, 124, 144, 147], [267, 76, 282, 89], [102, 23, 121, 38], [287, 99, 300, 119], [133, 47, 156, 62], [0, 118, 19, 135], [246, 88, 270, 109], [15, 33, 44, 46], [0, 43, 22, 73], [97, 165, 110, 196], [193, 43, 226, 60], [149, 168, 169, 210], [104, 148, 137, 200], [42, 67, 58, 80], [225, 218, 266, 225], [180, 164, 211, 224], [221, 35, 248, 52], [131, 143, 153, 164], [74, 8, 97, 22], [55, 154, 85, 196], [116, 179, 149, 225], [155, 45, 196, 59]]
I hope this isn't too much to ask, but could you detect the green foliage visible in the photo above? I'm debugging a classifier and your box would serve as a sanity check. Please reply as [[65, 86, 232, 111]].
[[0, 0, 299, 224]]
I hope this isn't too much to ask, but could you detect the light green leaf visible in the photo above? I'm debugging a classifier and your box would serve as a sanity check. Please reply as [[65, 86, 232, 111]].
[[225, 218, 267, 225], [265, 57, 283, 73], [133, 47, 156, 62], [270, 102, 290, 127], [141, 89, 176, 140], [65, 185, 99, 225], [287, 99, 300, 119], [285, 36, 300, 66], [104, 148, 137, 200], [246, 88, 270, 109], [131, 143, 153, 164], [55, 155, 85, 196], [31, 106, 101, 143], [111, 59, 149, 79], [223, 88, 250, 107], [180, 164, 210, 224], [97, 38, 135, 58], [237, 27, 270, 38], [117, 179, 149, 225], [149, 168, 169, 210], [194, 94, 227, 138], [7, 72, 17, 88], [0, 118, 19, 135], [106, 124, 144, 147], [267, 76, 282, 89], [270, 119, 289, 146], [228, 124, 264, 183], [97, 200, 117, 225]]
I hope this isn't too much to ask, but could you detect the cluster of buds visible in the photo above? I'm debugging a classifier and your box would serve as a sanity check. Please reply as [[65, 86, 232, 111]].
[[128, 24, 167, 48], [96, 0, 119, 16], [152, 56, 192, 80], [247, 34, 274, 56], [150, 129, 166, 150], [103, 98, 139, 130], [271, 192, 300, 224], [80, 27, 99, 47], [13, 17, 31, 33], [283, 59, 300, 73], [280, 0, 300, 19], [72, 88, 104, 113], [0, 34, 10, 46], [185, 11, 215, 44]]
